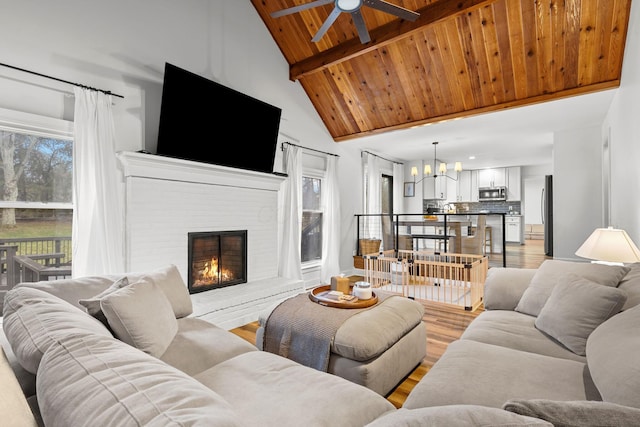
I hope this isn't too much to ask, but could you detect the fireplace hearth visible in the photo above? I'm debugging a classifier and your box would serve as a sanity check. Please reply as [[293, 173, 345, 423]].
[[188, 230, 247, 294]]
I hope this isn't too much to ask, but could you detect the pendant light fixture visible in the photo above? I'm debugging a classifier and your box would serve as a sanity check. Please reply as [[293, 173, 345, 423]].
[[411, 142, 462, 184]]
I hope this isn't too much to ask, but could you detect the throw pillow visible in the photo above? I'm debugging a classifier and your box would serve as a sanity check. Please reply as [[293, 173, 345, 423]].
[[534, 276, 627, 355], [128, 264, 193, 318], [78, 276, 130, 326], [100, 278, 178, 358], [514, 260, 629, 317], [503, 399, 640, 426]]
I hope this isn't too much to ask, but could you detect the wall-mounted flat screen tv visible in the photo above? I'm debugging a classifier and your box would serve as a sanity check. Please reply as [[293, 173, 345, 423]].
[[156, 63, 282, 174]]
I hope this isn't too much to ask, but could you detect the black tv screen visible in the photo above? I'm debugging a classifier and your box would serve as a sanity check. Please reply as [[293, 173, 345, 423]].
[[156, 63, 282, 174]]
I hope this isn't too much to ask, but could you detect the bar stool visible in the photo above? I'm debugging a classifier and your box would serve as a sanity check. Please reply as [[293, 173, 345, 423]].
[[484, 226, 493, 254]]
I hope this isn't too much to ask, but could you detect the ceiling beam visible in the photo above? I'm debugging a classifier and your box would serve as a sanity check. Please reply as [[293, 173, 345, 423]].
[[290, 0, 496, 81]]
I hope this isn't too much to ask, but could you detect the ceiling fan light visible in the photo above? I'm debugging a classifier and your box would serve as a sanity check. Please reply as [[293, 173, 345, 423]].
[[336, 0, 362, 12], [439, 162, 447, 174], [424, 164, 432, 175]]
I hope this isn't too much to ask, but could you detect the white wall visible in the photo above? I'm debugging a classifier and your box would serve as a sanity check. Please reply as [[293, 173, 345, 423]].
[[553, 126, 604, 260]]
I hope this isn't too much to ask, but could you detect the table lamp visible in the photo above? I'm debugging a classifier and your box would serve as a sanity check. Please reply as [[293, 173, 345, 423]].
[[575, 226, 640, 265]]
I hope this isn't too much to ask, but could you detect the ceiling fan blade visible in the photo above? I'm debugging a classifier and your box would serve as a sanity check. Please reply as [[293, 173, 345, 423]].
[[351, 10, 371, 44], [364, 0, 420, 21], [270, 0, 334, 18], [311, 6, 342, 42]]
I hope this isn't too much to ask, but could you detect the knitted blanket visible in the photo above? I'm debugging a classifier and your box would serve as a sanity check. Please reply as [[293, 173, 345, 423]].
[[263, 291, 392, 372]]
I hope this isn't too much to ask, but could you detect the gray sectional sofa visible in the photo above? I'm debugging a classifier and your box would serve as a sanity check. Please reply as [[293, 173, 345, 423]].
[[2, 260, 640, 426], [400, 259, 640, 425]]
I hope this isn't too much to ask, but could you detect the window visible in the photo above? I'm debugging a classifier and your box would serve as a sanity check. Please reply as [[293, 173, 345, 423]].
[[301, 174, 322, 263], [0, 109, 73, 270]]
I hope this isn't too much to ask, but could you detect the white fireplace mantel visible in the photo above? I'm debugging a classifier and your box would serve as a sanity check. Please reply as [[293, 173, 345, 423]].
[[117, 151, 286, 191]]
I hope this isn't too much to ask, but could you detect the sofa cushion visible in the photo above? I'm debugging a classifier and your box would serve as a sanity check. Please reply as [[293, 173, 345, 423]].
[[503, 399, 640, 427], [332, 295, 424, 360], [2, 286, 111, 374], [160, 317, 257, 376], [617, 262, 640, 310], [483, 267, 538, 310], [15, 275, 118, 310], [101, 278, 178, 358], [78, 275, 130, 326], [37, 333, 242, 427], [461, 310, 586, 362], [586, 303, 640, 408], [127, 264, 193, 318], [366, 406, 552, 427], [534, 277, 627, 356], [0, 346, 38, 427], [515, 260, 629, 317], [403, 339, 598, 410], [194, 351, 396, 427]]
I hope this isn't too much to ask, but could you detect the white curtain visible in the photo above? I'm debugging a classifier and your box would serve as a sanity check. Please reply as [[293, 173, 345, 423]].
[[71, 87, 124, 277], [364, 152, 381, 239], [279, 145, 303, 280], [320, 155, 340, 283]]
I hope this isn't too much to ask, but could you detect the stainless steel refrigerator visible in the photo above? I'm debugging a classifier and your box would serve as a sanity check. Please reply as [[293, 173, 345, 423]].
[[542, 175, 553, 256]]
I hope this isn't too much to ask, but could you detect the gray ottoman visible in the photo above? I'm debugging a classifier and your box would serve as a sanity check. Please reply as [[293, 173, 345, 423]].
[[256, 293, 426, 396]]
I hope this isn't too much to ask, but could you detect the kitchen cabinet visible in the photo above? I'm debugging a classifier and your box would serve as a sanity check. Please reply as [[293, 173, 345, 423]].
[[505, 215, 523, 243], [506, 167, 521, 201], [470, 170, 479, 201], [456, 170, 472, 201], [423, 175, 448, 199], [446, 174, 457, 202], [454, 170, 479, 202], [478, 168, 506, 188]]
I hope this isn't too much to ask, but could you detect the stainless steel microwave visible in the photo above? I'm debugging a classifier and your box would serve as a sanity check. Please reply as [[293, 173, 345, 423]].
[[478, 186, 507, 201]]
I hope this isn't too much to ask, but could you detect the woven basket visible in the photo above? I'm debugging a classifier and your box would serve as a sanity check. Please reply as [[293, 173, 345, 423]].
[[359, 239, 381, 255]]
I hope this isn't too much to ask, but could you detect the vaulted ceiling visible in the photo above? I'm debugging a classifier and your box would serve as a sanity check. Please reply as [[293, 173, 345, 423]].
[[251, 0, 632, 146]]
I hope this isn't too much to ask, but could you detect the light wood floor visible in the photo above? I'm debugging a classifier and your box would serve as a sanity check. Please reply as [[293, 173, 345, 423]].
[[230, 239, 551, 408]]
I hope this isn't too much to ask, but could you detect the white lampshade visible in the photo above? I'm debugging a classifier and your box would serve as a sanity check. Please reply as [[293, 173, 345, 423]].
[[454, 161, 463, 172], [410, 166, 418, 177], [438, 162, 447, 174], [575, 227, 640, 263], [424, 164, 432, 175]]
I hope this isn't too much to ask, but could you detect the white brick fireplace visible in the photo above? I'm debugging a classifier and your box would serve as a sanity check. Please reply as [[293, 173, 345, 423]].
[[117, 152, 303, 329]]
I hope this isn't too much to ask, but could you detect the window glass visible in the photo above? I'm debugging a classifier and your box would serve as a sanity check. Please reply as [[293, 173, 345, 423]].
[[0, 118, 73, 274], [301, 175, 322, 263]]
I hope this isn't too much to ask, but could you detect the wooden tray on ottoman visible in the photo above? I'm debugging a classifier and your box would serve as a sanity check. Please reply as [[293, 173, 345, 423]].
[[309, 285, 378, 308]]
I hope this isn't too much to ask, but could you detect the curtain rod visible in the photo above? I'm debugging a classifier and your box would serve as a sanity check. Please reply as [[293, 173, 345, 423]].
[[0, 62, 124, 99], [282, 141, 339, 157], [362, 150, 403, 165]]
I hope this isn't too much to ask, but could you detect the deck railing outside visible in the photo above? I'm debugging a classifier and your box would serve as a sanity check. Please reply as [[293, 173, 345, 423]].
[[0, 236, 72, 293]]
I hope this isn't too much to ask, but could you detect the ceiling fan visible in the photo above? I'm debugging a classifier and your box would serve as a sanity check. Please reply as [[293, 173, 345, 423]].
[[270, 0, 420, 44]]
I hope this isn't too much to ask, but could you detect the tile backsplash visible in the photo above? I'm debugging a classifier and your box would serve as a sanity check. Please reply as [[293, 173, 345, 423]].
[[423, 199, 522, 215], [451, 201, 521, 214]]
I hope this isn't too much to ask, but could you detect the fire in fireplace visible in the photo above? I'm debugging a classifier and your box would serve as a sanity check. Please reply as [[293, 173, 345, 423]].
[[187, 230, 247, 294]]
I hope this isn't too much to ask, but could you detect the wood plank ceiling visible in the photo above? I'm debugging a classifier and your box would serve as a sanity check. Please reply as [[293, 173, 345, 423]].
[[251, 0, 632, 142]]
